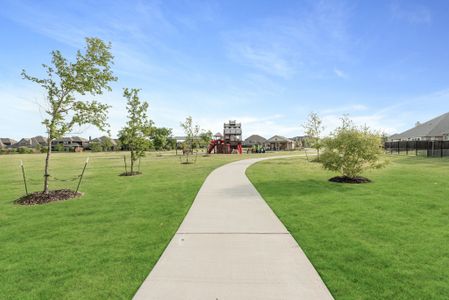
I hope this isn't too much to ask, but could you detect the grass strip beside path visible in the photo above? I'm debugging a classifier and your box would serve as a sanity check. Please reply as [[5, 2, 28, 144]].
[[247, 155, 449, 299]]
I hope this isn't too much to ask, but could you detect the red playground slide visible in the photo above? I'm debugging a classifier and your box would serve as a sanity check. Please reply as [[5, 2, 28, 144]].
[[207, 140, 216, 154]]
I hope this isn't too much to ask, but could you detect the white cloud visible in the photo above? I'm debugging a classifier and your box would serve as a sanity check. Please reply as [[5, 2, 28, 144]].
[[334, 68, 348, 79]]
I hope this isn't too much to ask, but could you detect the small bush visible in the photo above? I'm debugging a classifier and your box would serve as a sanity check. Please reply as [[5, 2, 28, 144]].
[[54, 143, 64, 152], [90, 142, 102, 152], [17, 147, 33, 154], [320, 117, 387, 180]]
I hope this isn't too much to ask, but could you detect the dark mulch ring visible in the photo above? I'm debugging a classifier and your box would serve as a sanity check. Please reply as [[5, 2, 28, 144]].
[[15, 189, 82, 205], [329, 176, 371, 184], [119, 171, 142, 176]]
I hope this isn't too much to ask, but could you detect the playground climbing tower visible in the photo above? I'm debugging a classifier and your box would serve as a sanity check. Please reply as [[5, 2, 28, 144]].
[[207, 120, 242, 154]]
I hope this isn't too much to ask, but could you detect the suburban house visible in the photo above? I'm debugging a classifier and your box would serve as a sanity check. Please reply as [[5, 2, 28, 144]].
[[0, 138, 17, 148], [267, 135, 295, 151], [91, 136, 119, 151], [243, 135, 267, 147], [12, 136, 48, 148], [51, 136, 89, 152], [389, 112, 449, 141], [290, 135, 310, 148]]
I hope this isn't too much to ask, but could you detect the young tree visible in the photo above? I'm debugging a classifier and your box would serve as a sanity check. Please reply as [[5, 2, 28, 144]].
[[320, 116, 387, 181], [302, 112, 324, 160], [21, 37, 116, 194], [180, 116, 200, 152], [119, 88, 152, 175]]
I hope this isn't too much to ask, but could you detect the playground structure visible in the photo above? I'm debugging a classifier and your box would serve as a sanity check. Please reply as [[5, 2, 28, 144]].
[[208, 120, 243, 154]]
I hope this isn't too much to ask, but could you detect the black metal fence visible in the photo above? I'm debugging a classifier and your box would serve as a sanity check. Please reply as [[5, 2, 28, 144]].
[[384, 141, 449, 157]]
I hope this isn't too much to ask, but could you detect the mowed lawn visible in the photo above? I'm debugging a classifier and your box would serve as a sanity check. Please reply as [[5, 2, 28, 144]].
[[0, 151, 282, 299], [247, 155, 449, 299]]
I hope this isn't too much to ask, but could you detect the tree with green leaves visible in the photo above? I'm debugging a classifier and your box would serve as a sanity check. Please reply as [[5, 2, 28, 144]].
[[180, 116, 200, 152], [119, 88, 152, 175], [302, 112, 324, 160], [22, 37, 117, 194], [320, 116, 387, 181], [100, 137, 114, 151], [90, 142, 102, 152], [151, 127, 173, 151], [199, 130, 213, 148]]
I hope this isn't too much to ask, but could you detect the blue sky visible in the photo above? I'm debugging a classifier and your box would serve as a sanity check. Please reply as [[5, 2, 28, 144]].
[[1, 0, 449, 139]]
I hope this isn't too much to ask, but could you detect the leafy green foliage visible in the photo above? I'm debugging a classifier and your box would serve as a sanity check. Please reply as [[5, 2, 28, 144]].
[[54, 143, 65, 152], [119, 88, 152, 174], [321, 116, 386, 179], [21, 37, 116, 192], [199, 130, 213, 148], [151, 127, 173, 151], [302, 112, 324, 160], [180, 116, 200, 151], [17, 147, 33, 154], [90, 142, 102, 152], [100, 137, 114, 151]]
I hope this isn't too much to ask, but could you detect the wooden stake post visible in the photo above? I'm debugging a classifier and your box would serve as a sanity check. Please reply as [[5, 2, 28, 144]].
[[20, 160, 28, 195], [76, 157, 89, 193]]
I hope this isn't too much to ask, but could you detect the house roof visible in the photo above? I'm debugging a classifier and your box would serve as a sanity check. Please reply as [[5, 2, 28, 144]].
[[54, 136, 88, 143], [244, 134, 267, 143], [290, 135, 310, 140], [12, 137, 47, 148], [92, 136, 117, 145], [267, 135, 293, 143], [71, 136, 88, 142], [391, 112, 449, 140], [0, 138, 17, 144], [32, 136, 47, 144]]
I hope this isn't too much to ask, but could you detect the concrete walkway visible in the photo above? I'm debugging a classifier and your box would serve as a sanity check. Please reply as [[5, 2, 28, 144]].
[[134, 156, 333, 300]]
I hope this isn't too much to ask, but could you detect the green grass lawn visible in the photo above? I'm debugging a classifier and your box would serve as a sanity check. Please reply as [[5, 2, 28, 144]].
[[0, 150, 289, 299], [247, 155, 449, 299]]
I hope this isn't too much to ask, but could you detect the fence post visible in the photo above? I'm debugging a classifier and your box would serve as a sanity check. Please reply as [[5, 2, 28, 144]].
[[441, 141, 443, 158], [406, 142, 408, 155]]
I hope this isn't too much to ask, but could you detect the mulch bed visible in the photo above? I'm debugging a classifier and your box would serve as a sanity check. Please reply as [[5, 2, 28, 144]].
[[15, 189, 82, 205], [329, 176, 371, 184], [119, 171, 142, 176]]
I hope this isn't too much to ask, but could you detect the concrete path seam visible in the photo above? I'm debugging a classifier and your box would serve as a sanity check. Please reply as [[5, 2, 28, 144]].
[[133, 155, 334, 300]]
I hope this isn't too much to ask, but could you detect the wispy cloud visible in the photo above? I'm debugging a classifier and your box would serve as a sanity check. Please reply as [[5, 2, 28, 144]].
[[390, 2, 432, 24], [334, 68, 348, 79], [223, 1, 354, 79]]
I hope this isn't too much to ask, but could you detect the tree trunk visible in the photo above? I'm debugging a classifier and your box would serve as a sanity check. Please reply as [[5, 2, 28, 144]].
[[43, 138, 52, 193], [130, 150, 134, 174], [317, 148, 320, 161]]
